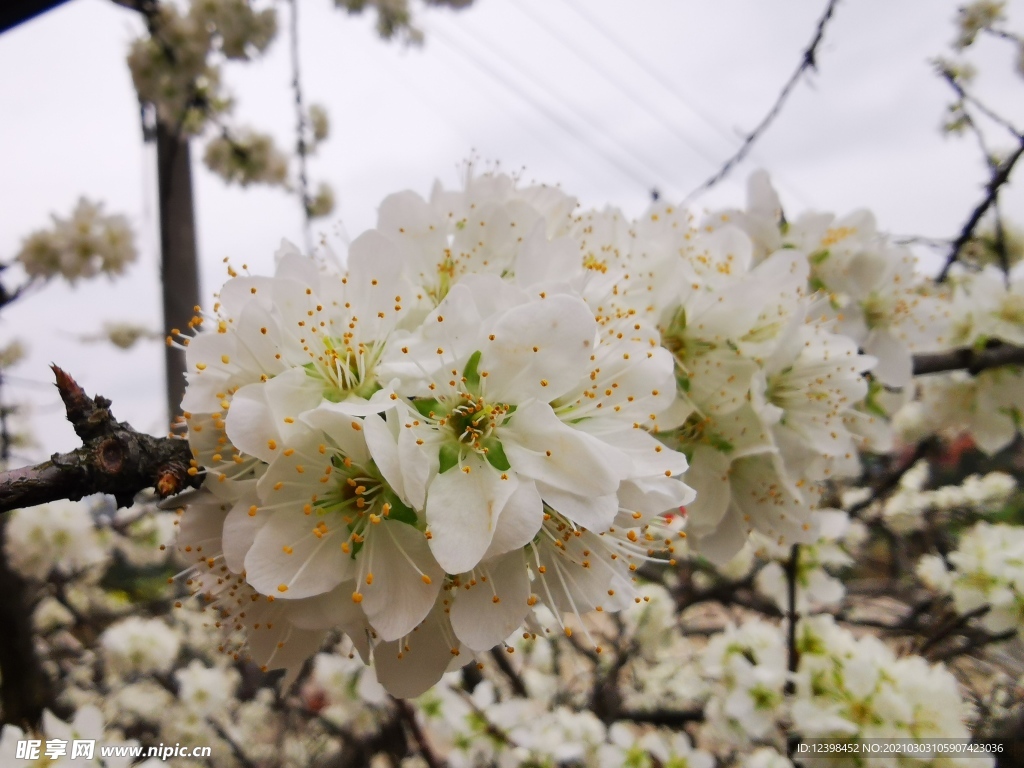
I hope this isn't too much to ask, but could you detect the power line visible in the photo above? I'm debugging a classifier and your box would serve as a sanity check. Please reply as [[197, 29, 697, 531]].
[[426, 19, 679, 197], [553, 0, 742, 153], [553, 0, 814, 207], [512, 0, 723, 174]]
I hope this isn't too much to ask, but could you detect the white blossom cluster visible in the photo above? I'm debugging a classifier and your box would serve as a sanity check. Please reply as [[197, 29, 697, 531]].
[[3, 499, 108, 580], [696, 616, 988, 765], [873, 462, 1017, 532], [202, 130, 290, 188], [919, 521, 1024, 640], [126, 0, 276, 132], [15, 198, 137, 285], [177, 171, 696, 696], [792, 616, 985, 767], [172, 167, 1024, 701]]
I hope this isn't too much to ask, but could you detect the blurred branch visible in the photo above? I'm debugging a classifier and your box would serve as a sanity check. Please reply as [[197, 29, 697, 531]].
[[936, 69, 1024, 281], [912, 342, 1024, 377], [0, 366, 200, 514], [288, 0, 313, 249], [394, 698, 445, 768], [685, 0, 840, 200]]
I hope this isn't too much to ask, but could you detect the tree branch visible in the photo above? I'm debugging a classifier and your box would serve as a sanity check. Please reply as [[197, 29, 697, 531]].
[[0, 366, 200, 514], [685, 0, 840, 199], [937, 140, 1024, 282], [912, 342, 1024, 377]]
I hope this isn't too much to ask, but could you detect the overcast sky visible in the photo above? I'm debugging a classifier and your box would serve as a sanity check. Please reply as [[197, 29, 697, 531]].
[[1, 0, 1022, 465]]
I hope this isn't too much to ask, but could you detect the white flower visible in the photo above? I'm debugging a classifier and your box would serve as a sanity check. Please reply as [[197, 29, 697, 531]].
[[380, 278, 688, 574], [174, 660, 240, 717], [928, 522, 1024, 636], [16, 198, 137, 284], [4, 500, 106, 580], [702, 620, 789, 745], [919, 367, 1024, 455], [756, 511, 853, 612], [792, 616, 981, 757], [100, 617, 182, 677], [203, 130, 289, 188]]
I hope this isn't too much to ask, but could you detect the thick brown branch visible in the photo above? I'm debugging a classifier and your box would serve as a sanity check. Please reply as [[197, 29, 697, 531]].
[[0, 366, 200, 514], [912, 342, 1024, 377]]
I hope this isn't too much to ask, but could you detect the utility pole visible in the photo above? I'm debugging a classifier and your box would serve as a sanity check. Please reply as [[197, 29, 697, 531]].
[[156, 120, 200, 425]]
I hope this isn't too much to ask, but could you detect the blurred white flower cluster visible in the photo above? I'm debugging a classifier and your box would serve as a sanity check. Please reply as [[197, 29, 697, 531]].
[[202, 129, 289, 188], [126, 0, 276, 132], [793, 616, 983, 766], [873, 462, 1017, 532], [919, 521, 1024, 639], [15, 198, 136, 285]]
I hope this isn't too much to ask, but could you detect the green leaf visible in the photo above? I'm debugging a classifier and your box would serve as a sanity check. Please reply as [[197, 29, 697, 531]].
[[384, 492, 419, 526], [413, 398, 441, 418], [483, 437, 511, 471], [439, 443, 461, 474], [463, 350, 482, 392], [707, 432, 734, 453], [810, 249, 831, 265]]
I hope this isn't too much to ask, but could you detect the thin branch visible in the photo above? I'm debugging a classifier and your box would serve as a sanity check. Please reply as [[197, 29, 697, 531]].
[[784, 545, 800, 691], [489, 647, 528, 697], [0, 367, 200, 514], [937, 139, 1024, 282], [616, 708, 705, 727], [685, 0, 840, 200], [394, 698, 445, 768], [289, 0, 313, 251]]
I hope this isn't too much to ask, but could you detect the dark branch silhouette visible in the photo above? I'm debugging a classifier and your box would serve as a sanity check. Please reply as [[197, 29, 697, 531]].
[[0, 366, 200, 514], [685, 0, 840, 200], [912, 342, 1024, 377]]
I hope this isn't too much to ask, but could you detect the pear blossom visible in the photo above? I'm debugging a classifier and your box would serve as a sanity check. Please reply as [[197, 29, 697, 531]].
[[918, 367, 1024, 454], [16, 198, 136, 284], [4, 499, 107, 580], [792, 615, 984, 764], [918, 522, 1024, 638], [755, 510, 855, 612], [100, 617, 182, 678]]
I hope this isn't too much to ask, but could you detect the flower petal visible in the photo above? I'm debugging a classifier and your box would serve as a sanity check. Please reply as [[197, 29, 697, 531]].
[[450, 550, 531, 651], [425, 453, 517, 574], [245, 510, 353, 599], [362, 520, 443, 642]]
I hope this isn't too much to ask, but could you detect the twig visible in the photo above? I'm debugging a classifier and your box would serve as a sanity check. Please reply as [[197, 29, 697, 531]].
[[0, 366, 200, 514], [685, 0, 840, 200], [784, 544, 803, 759], [784, 545, 800, 692], [207, 719, 258, 768], [937, 140, 1024, 282], [616, 708, 705, 727], [847, 438, 939, 518], [394, 698, 445, 768], [289, 0, 313, 251], [489, 647, 528, 697]]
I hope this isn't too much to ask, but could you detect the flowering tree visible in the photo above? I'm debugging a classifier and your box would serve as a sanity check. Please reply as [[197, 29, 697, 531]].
[[2, 1, 1024, 767]]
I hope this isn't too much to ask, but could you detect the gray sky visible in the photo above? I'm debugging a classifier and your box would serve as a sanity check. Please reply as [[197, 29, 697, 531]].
[[1, 0, 1022, 464]]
